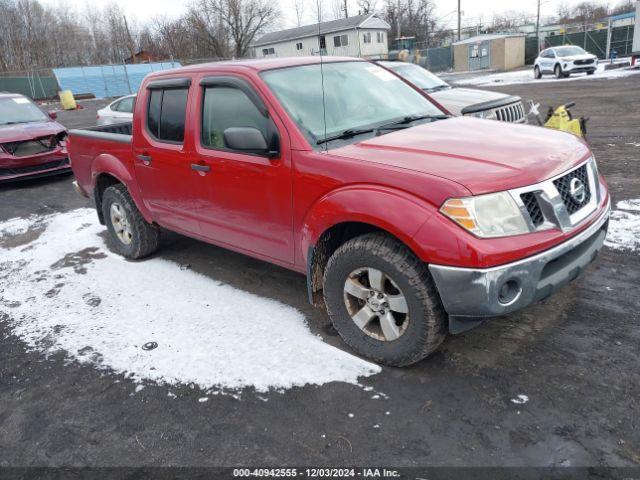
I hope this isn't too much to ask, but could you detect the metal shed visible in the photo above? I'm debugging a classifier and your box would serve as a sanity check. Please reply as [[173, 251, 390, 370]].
[[453, 34, 526, 72]]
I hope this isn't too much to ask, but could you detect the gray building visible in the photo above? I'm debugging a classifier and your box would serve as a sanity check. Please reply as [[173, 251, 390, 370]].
[[251, 13, 391, 59]]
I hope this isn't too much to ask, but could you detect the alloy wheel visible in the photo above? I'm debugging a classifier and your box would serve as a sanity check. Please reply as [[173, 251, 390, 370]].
[[343, 267, 409, 342]]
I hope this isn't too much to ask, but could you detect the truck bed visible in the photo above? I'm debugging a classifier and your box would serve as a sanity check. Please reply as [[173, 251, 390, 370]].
[[67, 122, 133, 199]]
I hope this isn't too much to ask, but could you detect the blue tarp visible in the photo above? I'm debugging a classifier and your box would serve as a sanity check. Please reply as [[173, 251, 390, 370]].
[[53, 62, 181, 99]]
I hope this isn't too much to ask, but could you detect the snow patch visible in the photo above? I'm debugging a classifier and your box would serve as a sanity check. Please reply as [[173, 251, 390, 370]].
[[0, 209, 380, 396], [452, 63, 640, 87], [511, 394, 529, 404], [0, 215, 39, 236], [605, 199, 640, 252]]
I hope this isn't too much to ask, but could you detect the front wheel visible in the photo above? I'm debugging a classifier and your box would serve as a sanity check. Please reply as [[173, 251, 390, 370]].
[[323, 233, 447, 366], [554, 64, 563, 79], [534, 66, 542, 79], [102, 184, 160, 259]]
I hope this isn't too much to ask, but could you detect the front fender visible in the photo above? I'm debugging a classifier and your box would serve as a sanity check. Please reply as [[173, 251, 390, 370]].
[[91, 154, 153, 223], [300, 185, 438, 265]]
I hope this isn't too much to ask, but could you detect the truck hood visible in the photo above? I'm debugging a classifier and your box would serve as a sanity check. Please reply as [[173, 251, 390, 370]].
[[0, 121, 66, 143], [332, 117, 591, 195], [430, 87, 514, 116]]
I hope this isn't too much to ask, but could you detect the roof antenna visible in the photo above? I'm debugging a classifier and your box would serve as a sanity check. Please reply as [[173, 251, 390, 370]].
[[317, 0, 328, 152]]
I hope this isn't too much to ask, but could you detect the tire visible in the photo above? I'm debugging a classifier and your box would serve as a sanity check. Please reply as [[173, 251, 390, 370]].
[[563, 72, 571, 78], [101, 183, 159, 259], [554, 64, 563, 79], [323, 233, 447, 366], [587, 70, 595, 75], [534, 66, 542, 79]]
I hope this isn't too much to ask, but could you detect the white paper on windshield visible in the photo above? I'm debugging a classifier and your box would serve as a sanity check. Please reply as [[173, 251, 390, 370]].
[[13, 98, 30, 104], [365, 66, 396, 82]]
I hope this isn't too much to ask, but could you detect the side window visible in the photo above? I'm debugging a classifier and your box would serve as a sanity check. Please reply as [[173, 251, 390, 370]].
[[146, 88, 188, 143], [201, 86, 268, 151], [116, 96, 135, 113], [363, 32, 371, 44], [296, 42, 303, 50], [110, 100, 122, 111], [377, 31, 384, 43]]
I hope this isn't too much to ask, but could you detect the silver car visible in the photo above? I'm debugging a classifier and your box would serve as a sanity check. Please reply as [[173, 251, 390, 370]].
[[534, 46, 598, 79], [378, 61, 527, 123]]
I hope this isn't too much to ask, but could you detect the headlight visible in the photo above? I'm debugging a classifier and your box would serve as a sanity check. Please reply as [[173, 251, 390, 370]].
[[440, 192, 529, 238], [469, 110, 494, 119]]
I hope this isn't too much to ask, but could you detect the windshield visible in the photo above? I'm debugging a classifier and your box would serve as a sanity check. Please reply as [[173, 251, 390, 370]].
[[554, 46, 586, 57], [0, 97, 47, 126], [382, 62, 450, 91], [261, 61, 445, 145]]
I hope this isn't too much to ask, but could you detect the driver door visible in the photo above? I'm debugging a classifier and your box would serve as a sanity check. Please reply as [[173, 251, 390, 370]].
[[190, 75, 294, 265]]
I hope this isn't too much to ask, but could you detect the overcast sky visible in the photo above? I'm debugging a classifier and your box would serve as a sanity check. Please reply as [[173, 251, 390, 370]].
[[42, 0, 609, 30]]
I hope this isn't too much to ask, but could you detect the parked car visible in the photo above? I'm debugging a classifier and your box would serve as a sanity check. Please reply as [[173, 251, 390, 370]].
[[378, 61, 527, 123], [534, 46, 598, 79], [96, 94, 136, 125], [0, 92, 69, 183], [68, 57, 610, 366]]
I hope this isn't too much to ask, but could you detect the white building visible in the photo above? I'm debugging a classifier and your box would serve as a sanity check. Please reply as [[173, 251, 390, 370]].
[[251, 13, 391, 59]]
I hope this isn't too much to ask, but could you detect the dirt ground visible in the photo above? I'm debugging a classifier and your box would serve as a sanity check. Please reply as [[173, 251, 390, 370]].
[[0, 74, 639, 470]]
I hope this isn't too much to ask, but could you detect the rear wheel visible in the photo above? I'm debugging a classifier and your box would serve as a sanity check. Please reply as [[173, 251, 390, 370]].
[[587, 70, 595, 75], [102, 184, 159, 259], [534, 66, 542, 79], [554, 64, 563, 79], [323, 233, 447, 366]]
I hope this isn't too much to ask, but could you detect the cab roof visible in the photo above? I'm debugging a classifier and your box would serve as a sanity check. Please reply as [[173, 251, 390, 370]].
[[144, 56, 363, 80]]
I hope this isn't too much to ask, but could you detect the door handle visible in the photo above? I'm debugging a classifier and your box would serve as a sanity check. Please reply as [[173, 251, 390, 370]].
[[137, 154, 152, 164], [191, 163, 210, 173]]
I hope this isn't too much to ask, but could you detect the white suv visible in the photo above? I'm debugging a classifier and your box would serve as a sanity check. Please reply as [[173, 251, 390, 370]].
[[534, 46, 598, 79]]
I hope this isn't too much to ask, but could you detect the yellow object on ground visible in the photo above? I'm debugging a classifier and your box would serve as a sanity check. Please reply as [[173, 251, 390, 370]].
[[59, 90, 77, 110], [544, 105, 585, 137]]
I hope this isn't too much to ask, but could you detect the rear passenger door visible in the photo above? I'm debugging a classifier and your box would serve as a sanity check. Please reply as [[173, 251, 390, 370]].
[[190, 75, 294, 265], [133, 78, 200, 234]]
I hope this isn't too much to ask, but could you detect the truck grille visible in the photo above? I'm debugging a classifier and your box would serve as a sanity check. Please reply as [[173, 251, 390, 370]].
[[494, 102, 525, 123], [512, 159, 599, 233], [520, 192, 544, 227], [553, 164, 591, 215], [574, 59, 594, 65]]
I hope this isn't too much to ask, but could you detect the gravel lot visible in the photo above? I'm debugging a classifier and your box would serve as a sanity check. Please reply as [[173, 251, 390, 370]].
[[0, 74, 639, 469]]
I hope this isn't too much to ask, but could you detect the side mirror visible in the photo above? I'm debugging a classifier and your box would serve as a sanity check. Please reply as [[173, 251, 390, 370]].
[[223, 127, 277, 156], [48, 110, 58, 120]]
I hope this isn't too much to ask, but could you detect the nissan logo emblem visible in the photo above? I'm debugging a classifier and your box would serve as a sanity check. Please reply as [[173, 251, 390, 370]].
[[569, 178, 586, 203]]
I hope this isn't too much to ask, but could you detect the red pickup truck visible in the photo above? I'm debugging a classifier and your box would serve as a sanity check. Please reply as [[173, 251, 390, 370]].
[[68, 57, 610, 366]]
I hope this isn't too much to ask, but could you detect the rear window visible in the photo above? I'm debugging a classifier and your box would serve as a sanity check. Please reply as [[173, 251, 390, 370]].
[[146, 88, 188, 143]]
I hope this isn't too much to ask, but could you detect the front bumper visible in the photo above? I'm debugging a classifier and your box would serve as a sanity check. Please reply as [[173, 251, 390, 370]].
[[0, 157, 71, 183], [566, 64, 597, 73], [428, 199, 610, 330]]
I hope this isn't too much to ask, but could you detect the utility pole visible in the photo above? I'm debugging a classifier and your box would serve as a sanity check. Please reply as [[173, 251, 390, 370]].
[[396, 0, 401, 39], [343, 0, 348, 18], [457, 0, 461, 41], [535, 0, 541, 52]]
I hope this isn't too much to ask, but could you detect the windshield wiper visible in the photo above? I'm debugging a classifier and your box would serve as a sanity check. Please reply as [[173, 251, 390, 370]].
[[376, 114, 450, 132], [316, 128, 375, 145], [427, 85, 450, 92]]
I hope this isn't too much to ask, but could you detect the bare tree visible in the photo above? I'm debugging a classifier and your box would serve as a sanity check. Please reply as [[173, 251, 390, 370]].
[[488, 10, 531, 32], [293, 0, 305, 26], [357, 0, 377, 15], [201, 0, 279, 58]]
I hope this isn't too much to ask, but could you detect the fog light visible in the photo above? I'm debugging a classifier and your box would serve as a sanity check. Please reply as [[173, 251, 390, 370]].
[[498, 279, 522, 305]]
